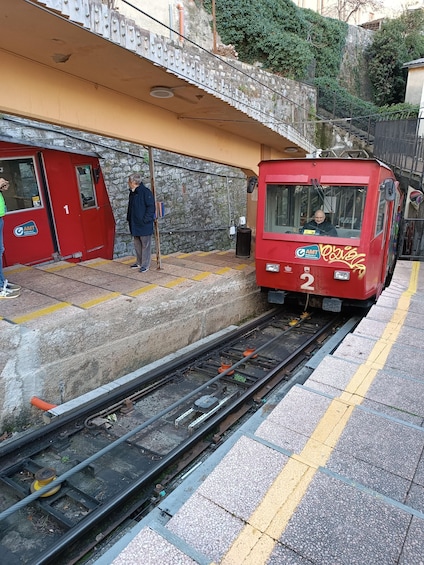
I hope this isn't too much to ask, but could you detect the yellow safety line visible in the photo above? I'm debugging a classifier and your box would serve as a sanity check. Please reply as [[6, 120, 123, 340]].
[[220, 262, 420, 565], [177, 253, 193, 258], [128, 284, 158, 297], [79, 292, 120, 309], [4, 265, 32, 274], [164, 277, 187, 288], [11, 302, 72, 324], [193, 272, 211, 281], [43, 263, 75, 272], [234, 263, 248, 270], [85, 260, 110, 267], [215, 267, 232, 275]]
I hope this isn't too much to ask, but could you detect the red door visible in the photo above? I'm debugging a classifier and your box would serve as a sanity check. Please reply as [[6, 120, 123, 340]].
[[1, 145, 56, 266], [70, 154, 115, 260], [1, 142, 115, 267], [42, 150, 115, 262]]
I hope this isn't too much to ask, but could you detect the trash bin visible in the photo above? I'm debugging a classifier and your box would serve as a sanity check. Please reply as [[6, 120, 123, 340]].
[[236, 227, 252, 258]]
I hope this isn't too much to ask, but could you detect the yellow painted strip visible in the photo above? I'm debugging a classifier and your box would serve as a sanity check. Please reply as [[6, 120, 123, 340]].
[[221, 262, 420, 565], [216, 267, 232, 275], [11, 302, 71, 324], [193, 272, 211, 281], [85, 260, 110, 267], [177, 253, 192, 258], [43, 263, 75, 272], [79, 292, 120, 309], [164, 277, 187, 288], [197, 252, 211, 256], [234, 263, 248, 270], [128, 284, 158, 297], [4, 265, 31, 274]]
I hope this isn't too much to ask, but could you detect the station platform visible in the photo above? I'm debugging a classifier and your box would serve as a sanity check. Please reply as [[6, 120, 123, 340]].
[[0, 251, 256, 325], [0, 250, 263, 430], [93, 260, 424, 565]]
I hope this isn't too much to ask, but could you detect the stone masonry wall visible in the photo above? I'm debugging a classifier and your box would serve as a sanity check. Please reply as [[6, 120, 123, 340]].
[[0, 115, 247, 258]]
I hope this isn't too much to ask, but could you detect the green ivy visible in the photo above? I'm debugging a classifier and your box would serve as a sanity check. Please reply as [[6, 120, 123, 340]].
[[366, 10, 424, 106], [314, 77, 418, 134], [314, 77, 378, 131], [201, 2, 421, 123], [203, 0, 347, 80]]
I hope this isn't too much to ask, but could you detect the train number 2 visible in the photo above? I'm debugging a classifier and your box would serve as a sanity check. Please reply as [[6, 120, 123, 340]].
[[300, 272, 315, 291]]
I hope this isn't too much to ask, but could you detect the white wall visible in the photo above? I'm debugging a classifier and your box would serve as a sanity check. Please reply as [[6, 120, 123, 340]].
[[291, 0, 419, 25], [114, 0, 182, 40]]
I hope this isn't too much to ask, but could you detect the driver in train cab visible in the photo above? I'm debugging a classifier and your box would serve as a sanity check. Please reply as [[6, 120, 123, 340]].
[[301, 210, 337, 237]]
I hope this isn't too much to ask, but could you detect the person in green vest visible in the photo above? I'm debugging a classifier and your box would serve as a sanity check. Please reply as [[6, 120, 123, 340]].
[[0, 178, 21, 298]]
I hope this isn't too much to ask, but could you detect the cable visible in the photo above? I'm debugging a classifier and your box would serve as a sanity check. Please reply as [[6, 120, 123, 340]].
[[24, 0, 311, 136], [120, 2, 415, 130]]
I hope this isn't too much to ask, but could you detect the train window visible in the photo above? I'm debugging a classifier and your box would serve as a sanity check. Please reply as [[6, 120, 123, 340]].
[[265, 183, 366, 237], [375, 191, 386, 235], [0, 157, 42, 211], [76, 165, 97, 209]]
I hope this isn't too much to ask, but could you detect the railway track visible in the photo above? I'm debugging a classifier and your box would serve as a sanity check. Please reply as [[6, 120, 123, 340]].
[[0, 308, 359, 564]]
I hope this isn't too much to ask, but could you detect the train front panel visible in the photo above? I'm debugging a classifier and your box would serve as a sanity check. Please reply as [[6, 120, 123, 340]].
[[255, 157, 399, 311]]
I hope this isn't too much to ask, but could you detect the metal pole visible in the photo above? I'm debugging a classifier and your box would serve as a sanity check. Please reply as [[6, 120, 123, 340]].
[[148, 146, 162, 270]]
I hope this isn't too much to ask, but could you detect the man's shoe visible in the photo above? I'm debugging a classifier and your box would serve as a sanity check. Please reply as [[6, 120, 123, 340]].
[[139, 267, 149, 273], [4, 281, 21, 291], [0, 288, 20, 299], [130, 263, 140, 269]]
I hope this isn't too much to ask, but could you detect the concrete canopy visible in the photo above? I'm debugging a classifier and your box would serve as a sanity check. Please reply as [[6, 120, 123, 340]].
[[0, 0, 316, 176]]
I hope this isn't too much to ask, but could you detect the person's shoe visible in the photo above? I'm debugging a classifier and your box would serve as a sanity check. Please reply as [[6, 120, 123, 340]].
[[130, 263, 140, 269], [4, 281, 21, 291], [0, 287, 20, 299], [139, 267, 149, 273]]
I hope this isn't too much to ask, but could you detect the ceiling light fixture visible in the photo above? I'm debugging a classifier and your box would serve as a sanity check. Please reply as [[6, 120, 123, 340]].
[[150, 87, 174, 99], [284, 146, 299, 153]]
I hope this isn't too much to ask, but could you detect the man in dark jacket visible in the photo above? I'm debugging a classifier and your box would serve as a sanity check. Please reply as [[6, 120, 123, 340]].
[[127, 173, 155, 272], [301, 210, 337, 237]]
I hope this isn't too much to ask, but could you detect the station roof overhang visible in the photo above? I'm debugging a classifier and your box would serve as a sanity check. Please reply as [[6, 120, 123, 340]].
[[0, 0, 315, 176]]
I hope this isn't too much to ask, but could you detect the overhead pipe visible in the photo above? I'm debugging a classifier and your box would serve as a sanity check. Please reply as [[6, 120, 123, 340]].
[[176, 3, 184, 42], [212, 0, 217, 53]]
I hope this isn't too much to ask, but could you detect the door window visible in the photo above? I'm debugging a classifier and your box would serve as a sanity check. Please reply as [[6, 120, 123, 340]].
[[76, 165, 97, 209], [0, 157, 42, 211]]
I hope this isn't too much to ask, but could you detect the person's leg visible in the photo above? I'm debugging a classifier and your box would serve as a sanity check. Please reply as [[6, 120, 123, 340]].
[[0, 218, 5, 289], [0, 219, 20, 297], [133, 236, 143, 267], [140, 235, 152, 271]]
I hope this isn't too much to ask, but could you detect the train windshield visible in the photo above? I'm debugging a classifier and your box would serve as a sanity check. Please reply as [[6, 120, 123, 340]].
[[264, 183, 366, 238]]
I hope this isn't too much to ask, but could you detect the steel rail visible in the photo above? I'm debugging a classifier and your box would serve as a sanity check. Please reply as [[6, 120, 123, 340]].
[[0, 311, 348, 564], [0, 309, 281, 459]]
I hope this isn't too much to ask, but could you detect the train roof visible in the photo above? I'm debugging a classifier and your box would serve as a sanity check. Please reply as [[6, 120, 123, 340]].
[[0, 134, 100, 158], [258, 156, 393, 172]]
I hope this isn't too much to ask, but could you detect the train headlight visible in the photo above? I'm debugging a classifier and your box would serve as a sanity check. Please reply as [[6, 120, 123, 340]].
[[334, 270, 350, 281], [265, 263, 280, 273]]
